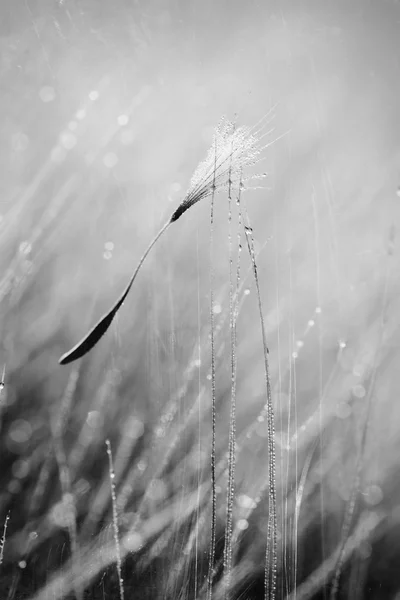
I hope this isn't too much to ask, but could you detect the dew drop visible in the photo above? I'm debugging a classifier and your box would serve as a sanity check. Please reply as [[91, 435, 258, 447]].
[[19, 241, 32, 255], [123, 416, 144, 439], [103, 153, 118, 168], [8, 419, 32, 445], [352, 384, 366, 399], [8, 479, 21, 494], [50, 495, 76, 528], [171, 182, 182, 193], [364, 484, 383, 506], [86, 411, 103, 429], [155, 426, 165, 438], [359, 540, 372, 559], [237, 495, 256, 509], [39, 86, 55, 103], [237, 519, 249, 531], [336, 402, 352, 419], [124, 532, 142, 551], [353, 363, 367, 377], [148, 479, 167, 501], [12, 132, 29, 152], [117, 114, 129, 126], [60, 132, 77, 150], [12, 459, 29, 479]]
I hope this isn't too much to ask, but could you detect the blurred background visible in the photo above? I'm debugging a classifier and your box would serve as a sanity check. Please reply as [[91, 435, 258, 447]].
[[0, 0, 400, 598]]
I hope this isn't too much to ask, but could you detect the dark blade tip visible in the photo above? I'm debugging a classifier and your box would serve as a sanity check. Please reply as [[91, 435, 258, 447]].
[[58, 347, 84, 365], [58, 353, 74, 366]]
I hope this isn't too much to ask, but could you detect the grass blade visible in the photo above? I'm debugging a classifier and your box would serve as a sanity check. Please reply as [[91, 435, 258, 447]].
[[59, 221, 170, 364]]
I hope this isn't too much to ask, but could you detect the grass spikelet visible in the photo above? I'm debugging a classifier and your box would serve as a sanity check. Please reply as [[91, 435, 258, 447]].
[[59, 116, 269, 366]]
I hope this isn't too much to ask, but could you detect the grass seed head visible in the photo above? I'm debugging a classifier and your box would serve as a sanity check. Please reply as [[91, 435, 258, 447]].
[[169, 118, 266, 223]]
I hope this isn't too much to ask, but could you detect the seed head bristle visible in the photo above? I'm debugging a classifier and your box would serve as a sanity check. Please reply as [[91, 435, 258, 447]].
[[169, 118, 265, 223]]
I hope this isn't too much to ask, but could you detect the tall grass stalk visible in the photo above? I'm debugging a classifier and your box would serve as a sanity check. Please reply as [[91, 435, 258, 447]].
[[206, 136, 218, 600], [243, 207, 277, 600], [310, 181, 327, 598], [194, 229, 202, 600], [224, 134, 240, 598]]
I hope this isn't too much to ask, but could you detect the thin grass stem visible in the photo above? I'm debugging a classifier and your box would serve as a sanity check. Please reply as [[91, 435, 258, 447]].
[[243, 206, 277, 600], [106, 439, 125, 600], [207, 137, 218, 600], [223, 155, 240, 598], [0, 512, 10, 566]]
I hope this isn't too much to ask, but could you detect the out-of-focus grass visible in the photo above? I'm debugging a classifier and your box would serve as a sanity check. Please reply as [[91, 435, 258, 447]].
[[1, 1, 400, 599]]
